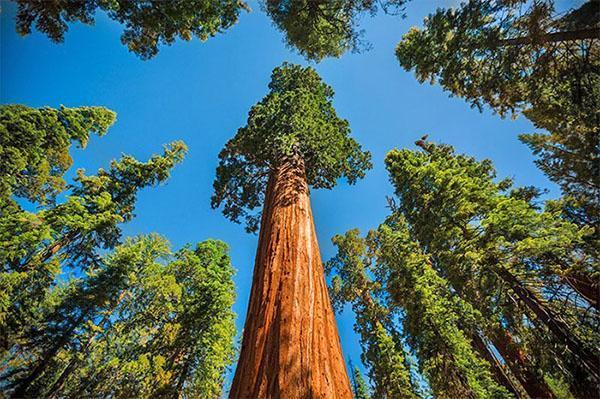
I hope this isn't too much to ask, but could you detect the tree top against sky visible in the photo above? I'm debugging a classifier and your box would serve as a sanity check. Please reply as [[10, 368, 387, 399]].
[[264, 0, 410, 61], [211, 62, 372, 232]]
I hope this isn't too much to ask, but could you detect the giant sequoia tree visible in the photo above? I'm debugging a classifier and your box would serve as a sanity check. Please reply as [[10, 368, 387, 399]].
[[212, 63, 371, 398], [11, 0, 249, 59]]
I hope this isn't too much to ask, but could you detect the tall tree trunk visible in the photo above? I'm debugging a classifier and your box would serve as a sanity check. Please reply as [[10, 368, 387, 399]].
[[490, 329, 555, 399], [495, 267, 600, 389], [229, 157, 352, 399], [12, 312, 85, 398], [46, 290, 128, 399], [471, 333, 524, 398]]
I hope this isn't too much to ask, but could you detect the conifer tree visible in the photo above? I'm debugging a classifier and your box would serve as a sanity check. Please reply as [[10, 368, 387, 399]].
[[331, 224, 513, 399], [11, 0, 249, 59], [395, 0, 599, 250], [351, 365, 372, 399], [212, 62, 371, 398], [0, 104, 116, 206], [327, 229, 419, 399], [383, 141, 598, 398], [264, 0, 410, 61], [2, 235, 237, 399]]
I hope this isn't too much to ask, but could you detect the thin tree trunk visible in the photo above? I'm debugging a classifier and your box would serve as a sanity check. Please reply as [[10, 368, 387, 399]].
[[20, 231, 79, 272], [499, 28, 599, 46], [229, 156, 352, 399], [490, 329, 555, 399], [563, 271, 599, 309], [495, 267, 600, 387], [12, 313, 85, 398], [471, 333, 524, 398], [46, 290, 128, 399]]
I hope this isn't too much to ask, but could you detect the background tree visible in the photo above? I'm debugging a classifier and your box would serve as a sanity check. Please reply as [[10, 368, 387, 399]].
[[0, 104, 186, 377], [264, 0, 410, 61], [11, 0, 250, 59], [383, 141, 597, 398], [2, 235, 237, 399], [0, 104, 115, 206], [331, 225, 513, 399], [395, 0, 599, 246], [212, 63, 371, 398], [351, 364, 372, 399], [327, 229, 420, 399]]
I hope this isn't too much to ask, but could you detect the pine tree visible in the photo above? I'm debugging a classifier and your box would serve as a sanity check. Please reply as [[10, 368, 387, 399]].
[[327, 229, 419, 399], [3, 235, 237, 399], [332, 222, 512, 399], [212, 63, 372, 398], [264, 0, 410, 61], [0, 104, 116, 206], [351, 365, 372, 399]]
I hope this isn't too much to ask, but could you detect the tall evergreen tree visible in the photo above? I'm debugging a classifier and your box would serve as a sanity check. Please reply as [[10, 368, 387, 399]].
[[212, 63, 371, 398], [331, 224, 512, 399], [350, 365, 372, 399], [384, 141, 598, 398], [2, 235, 237, 399], [327, 229, 420, 399], [396, 0, 599, 244], [11, 0, 250, 59], [0, 104, 116, 206]]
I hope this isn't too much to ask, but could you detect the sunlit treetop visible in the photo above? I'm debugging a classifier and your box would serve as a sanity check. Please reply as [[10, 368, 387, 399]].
[[264, 0, 410, 61], [0, 104, 116, 205], [395, 0, 598, 116], [13, 0, 250, 59], [211, 63, 372, 232]]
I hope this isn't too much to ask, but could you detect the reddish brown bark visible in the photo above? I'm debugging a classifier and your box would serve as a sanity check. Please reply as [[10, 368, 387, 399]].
[[229, 158, 352, 399], [491, 330, 555, 399], [471, 333, 523, 398]]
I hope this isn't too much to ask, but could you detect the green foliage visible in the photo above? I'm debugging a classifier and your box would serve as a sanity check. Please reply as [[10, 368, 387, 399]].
[[384, 141, 598, 395], [0, 106, 186, 376], [0, 104, 116, 205], [264, 0, 409, 61], [330, 224, 511, 399], [12, 0, 249, 59], [2, 235, 237, 399], [395, 0, 599, 233], [327, 229, 419, 399], [351, 366, 372, 399], [212, 63, 371, 232]]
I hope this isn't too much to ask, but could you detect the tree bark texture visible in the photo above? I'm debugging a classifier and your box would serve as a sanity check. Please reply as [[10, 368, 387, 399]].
[[491, 329, 555, 399], [229, 158, 352, 399]]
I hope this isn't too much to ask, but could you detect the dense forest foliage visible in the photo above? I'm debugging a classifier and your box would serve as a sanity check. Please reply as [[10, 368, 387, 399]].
[[0, 106, 236, 398], [2, 0, 598, 398]]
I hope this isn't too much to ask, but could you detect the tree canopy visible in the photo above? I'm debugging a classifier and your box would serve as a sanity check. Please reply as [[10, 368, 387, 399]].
[[0, 104, 116, 205], [12, 0, 250, 59], [395, 0, 599, 238], [264, 0, 409, 61], [211, 62, 371, 232]]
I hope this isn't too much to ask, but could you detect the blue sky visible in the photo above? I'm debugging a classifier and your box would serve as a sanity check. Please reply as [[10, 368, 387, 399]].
[[1, 0, 567, 392]]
